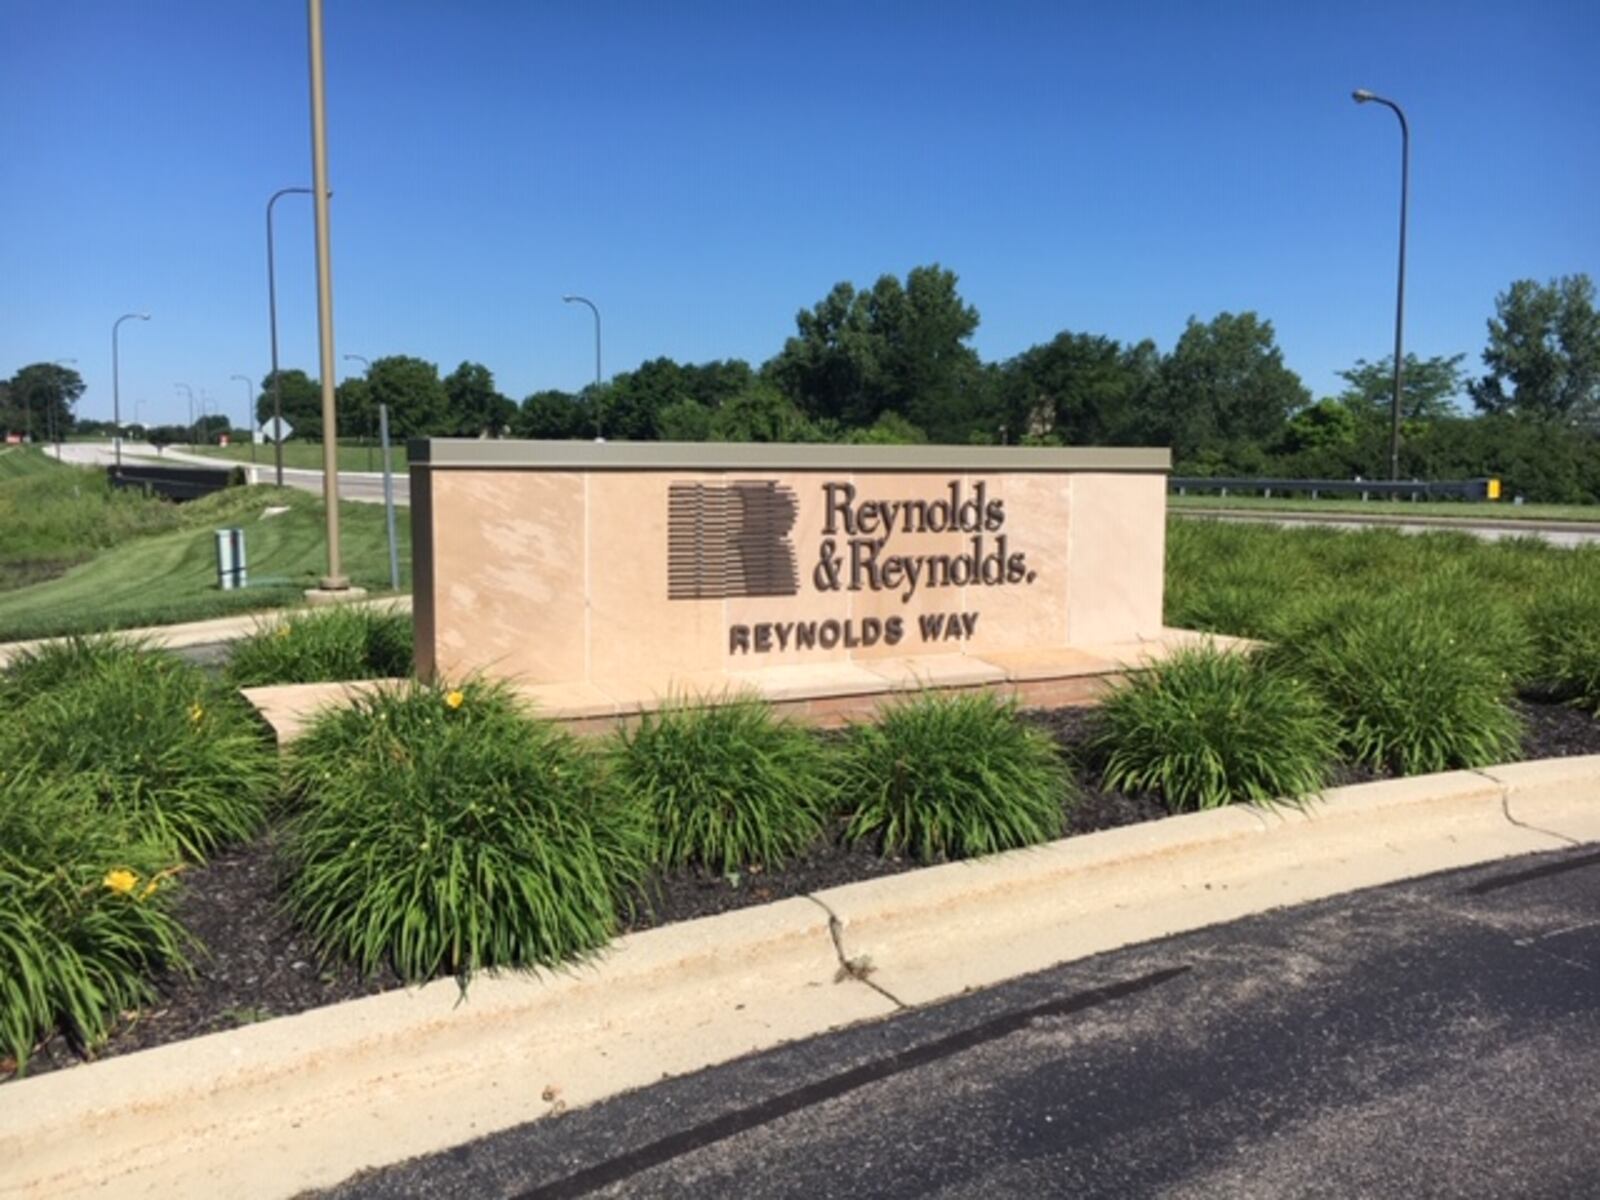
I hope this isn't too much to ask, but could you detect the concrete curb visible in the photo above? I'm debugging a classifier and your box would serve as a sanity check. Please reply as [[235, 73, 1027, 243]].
[[2, 757, 1597, 1199]]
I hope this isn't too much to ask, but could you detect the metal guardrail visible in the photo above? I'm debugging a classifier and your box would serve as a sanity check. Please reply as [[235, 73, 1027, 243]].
[[108, 463, 241, 502], [1169, 476, 1501, 502]]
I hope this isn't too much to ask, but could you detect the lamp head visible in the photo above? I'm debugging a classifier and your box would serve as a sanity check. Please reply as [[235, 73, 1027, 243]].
[[137, 312, 151, 321], [1352, 88, 1375, 103], [562, 294, 577, 303]]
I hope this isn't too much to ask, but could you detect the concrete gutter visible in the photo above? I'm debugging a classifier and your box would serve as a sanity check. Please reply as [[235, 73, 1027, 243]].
[[0, 596, 410, 670], [2, 756, 1596, 1199], [1174, 506, 1600, 536]]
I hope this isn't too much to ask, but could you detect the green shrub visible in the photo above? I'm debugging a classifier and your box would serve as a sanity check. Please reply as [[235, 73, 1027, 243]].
[[1285, 595, 1523, 775], [1528, 572, 1600, 714], [283, 680, 651, 984], [0, 634, 157, 709], [0, 780, 190, 1075], [837, 691, 1069, 862], [1095, 647, 1336, 812], [0, 644, 276, 860], [609, 695, 832, 872], [224, 605, 413, 687]]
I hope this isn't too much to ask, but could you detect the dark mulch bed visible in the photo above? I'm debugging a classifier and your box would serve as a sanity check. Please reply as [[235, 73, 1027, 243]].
[[12, 698, 1600, 1082]]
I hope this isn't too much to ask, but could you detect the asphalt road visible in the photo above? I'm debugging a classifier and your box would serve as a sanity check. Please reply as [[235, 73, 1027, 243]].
[[1175, 507, 1600, 546], [52, 440, 407, 506], [320, 846, 1600, 1200]]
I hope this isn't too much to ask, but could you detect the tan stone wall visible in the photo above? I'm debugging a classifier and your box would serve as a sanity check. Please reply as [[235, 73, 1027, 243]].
[[411, 444, 1169, 691]]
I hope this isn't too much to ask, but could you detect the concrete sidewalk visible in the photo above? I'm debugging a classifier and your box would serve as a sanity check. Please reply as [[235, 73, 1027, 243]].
[[0, 594, 411, 669]]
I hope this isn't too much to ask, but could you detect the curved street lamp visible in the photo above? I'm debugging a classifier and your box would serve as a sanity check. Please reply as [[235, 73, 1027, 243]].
[[1352, 88, 1409, 483], [111, 312, 150, 468], [230, 374, 258, 463], [562, 294, 603, 438]]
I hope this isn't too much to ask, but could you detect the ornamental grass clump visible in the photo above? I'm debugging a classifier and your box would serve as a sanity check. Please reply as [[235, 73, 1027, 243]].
[[0, 780, 189, 1076], [0, 643, 276, 861], [224, 605, 413, 687], [1527, 567, 1600, 715], [610, 695, 833, 872], [1285, 594, 1523, 775], [837, 691, 1069, 863], [1094, 647, 1336, 812], [283, 680, 651, 984]]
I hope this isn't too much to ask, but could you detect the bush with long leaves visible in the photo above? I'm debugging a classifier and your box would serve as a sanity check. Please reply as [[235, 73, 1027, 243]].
[[0, 641, 276, 860], [1095, 647, 1336, 812], [283, 680, 651, 984], [0, 779, 189, 1076], [609, 695, 833, 872], [837, 691, 1069, 862], [225, 605, 413, 687]]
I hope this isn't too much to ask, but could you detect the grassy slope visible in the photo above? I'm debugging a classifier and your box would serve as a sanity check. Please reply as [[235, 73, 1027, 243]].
[[1169, 493, 1600, 523], [0, 483, 411, 641]]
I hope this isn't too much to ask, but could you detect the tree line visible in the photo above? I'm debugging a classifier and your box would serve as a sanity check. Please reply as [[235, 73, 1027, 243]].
[[8, 267, 1599, 501]]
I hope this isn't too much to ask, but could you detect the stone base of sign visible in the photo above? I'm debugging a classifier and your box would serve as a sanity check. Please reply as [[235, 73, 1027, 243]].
[[302, 584, 370, 606], [242, 627, 1255, 746]]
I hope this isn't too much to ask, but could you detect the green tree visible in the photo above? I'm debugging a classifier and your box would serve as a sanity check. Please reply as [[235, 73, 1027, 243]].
[[655, 398, 714, 442], [1338, 352, 1466, 424], [710, 381, 822, 443], [1277, 398, 1359, 454], [256, 369, 323, 439], [1470, 274, 1600, 424], [368, 356, 447, 439], [514, 389, 586, 439], [336, 376, 375, 440], [1152, 312, 1310, 458], [767, 264, 984, 440], [995, 333, 1157, 445], [6, 363, 86, 441], [443, 361, 514, 437]]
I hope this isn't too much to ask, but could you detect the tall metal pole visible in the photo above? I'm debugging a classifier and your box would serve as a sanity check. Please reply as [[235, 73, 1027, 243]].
[[231, 374, 258, 462], [343, 353, 371, 470], [307, 0, 347, 590], [1353, 89, 1409, 483], [175, 382, 195, 445], [110, 313, 149, 469], [563, 294, 603, 437], [266, 185, 314, 487]]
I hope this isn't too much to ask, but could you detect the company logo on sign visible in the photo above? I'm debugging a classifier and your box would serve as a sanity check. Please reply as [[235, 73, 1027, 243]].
[[667, 481, 799, 599], [670, 478, 1042, 658]]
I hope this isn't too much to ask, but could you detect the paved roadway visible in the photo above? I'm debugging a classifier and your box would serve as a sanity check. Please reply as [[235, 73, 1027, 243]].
[[323, 846, 1600, 1199], [52, 440, 407, 506], [1175, 506, 1600, 547]]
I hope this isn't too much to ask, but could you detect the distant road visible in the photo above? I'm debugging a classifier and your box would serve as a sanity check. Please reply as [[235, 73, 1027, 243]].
[[1175, 505, 1600, 547], [54, 441, 407, 507]]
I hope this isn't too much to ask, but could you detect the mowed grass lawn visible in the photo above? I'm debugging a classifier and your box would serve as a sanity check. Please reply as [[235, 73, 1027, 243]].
[[189, 440, 411, 475], [0, 452, 410, 641], [1169, 492, 1600, 523]]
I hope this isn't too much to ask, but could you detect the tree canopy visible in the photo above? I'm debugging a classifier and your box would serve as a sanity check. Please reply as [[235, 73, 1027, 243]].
[[1469, 274, 1600, 424], [1337, 352, 1466, 424], [2, 363, 85, 440]]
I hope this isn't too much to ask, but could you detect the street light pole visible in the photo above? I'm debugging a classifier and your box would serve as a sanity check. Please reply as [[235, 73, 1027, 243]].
[[562, 294, 603, 437], [266, 185, 315, 487], [343, 353, 371, 470], [230, 374, 258, 462], [307, 0, 347, 591], [175, 382, 195, 445], [110, 313, 149, 469], [1353, 88, 1409, 483]]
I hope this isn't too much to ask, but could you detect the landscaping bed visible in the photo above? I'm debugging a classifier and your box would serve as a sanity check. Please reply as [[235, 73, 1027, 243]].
[[8, 521, 1600, 1084], [12, 695, 1599, 1082]]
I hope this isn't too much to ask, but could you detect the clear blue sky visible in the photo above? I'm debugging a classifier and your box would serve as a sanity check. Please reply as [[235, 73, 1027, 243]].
[[3, 1, 1596, 430]]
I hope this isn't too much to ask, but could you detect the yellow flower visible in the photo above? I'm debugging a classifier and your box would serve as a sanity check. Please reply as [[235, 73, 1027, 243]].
[[188, 702, 205, 724], [104, 869, 138, 895], [275, 626, 292, 640], [444, 690, 465, 710]]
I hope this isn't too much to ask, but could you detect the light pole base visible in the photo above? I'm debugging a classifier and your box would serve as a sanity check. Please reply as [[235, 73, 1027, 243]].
[[304, 583, 366, 607]]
